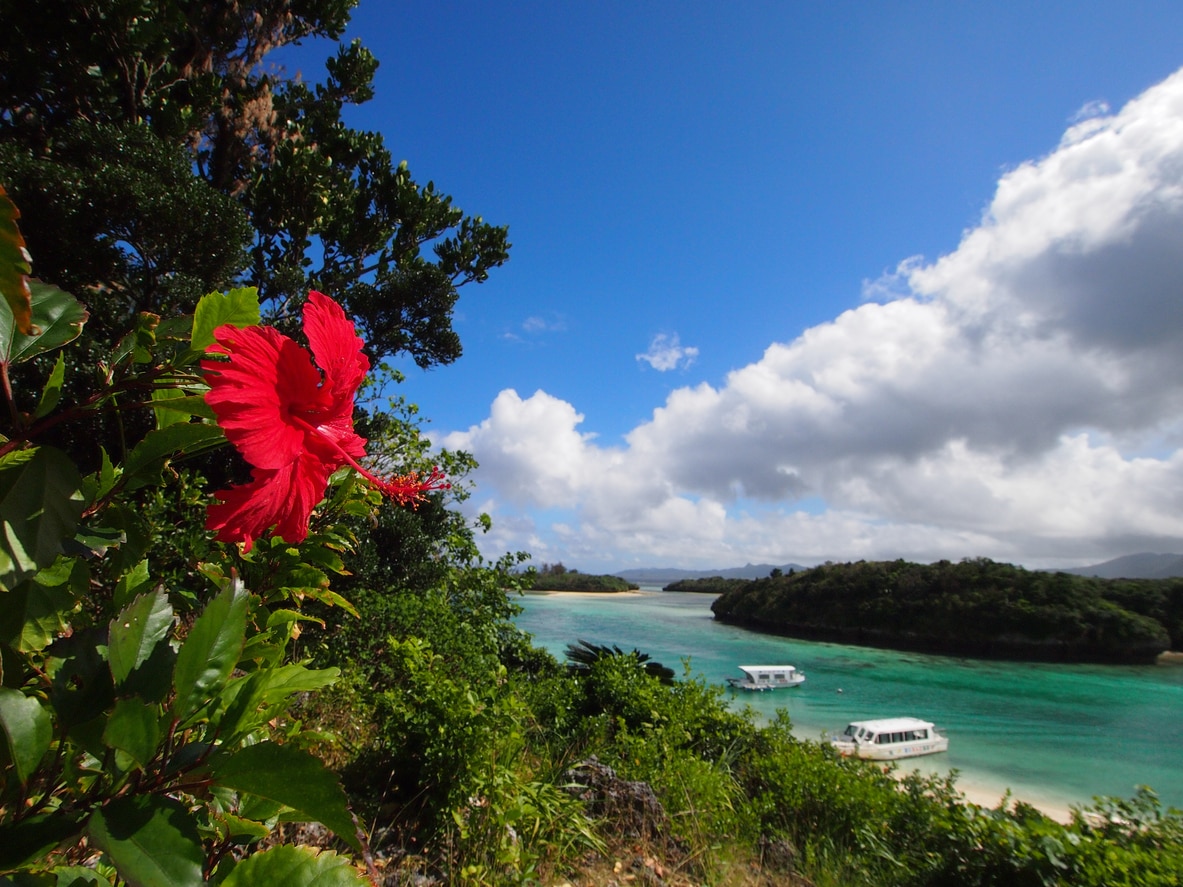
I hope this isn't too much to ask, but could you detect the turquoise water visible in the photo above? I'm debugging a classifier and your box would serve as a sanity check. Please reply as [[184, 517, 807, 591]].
[[514, 589, 1183, 813]]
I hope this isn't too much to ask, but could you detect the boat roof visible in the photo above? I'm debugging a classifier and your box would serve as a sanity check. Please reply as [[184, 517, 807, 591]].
[[737, 665, 798, 674], [845, 717, 936, 733]]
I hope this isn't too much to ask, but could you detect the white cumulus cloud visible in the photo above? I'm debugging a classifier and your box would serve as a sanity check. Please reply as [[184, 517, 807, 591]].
[[442, 67, 1183, 572]]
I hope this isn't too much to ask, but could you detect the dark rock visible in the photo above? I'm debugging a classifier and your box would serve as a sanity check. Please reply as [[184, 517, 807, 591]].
[[563, 757, 669, 843]]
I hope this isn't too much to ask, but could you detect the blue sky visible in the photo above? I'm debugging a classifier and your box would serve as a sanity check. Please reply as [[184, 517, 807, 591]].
[[286, 2, 1183, 572]]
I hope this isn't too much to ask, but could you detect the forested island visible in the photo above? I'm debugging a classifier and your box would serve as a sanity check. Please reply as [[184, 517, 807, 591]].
[[528, 563, 637, 592], [664, 576, 753, 594], [710, 558, 1183, 663]]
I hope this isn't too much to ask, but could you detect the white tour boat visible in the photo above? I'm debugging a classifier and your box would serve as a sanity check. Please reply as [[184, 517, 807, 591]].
[[830, 717, 948, 760], [725, 665, 805, 691]]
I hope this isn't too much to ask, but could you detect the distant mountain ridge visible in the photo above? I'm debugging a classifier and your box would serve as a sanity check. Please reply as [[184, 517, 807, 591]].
[[613, 562, 806, 585], [1060, 552, 1183, 579]]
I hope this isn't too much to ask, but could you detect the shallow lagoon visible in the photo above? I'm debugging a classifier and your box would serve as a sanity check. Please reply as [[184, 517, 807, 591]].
[[514, 589, 1183, 814]]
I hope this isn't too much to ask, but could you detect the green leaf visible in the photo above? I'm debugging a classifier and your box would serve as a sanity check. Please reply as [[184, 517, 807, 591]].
[[191, 288, 260, 353], [0, 447, 85, 592], [51, 867, 113, 886], [219, 845, 368, 887], [48, 630, 114, 730], [216, 665, 338, 740], [286, 586, 358, 618], [0, 866, 108, 886], [87, 796, 203, 887], [75, 504, 149, 576], [210, 742, 359, 850], [151, 391, 214, 430], [113, 559, 153, 612], [33, 353, 66, 419], [0, 576, 76, 652], [87, 448, 120, 502], [0, 688, 52, 784], [107, 589, 173, 688], [265, 609, 324, 631], [102, 698, 162, 770], [276, 564, 329, 590], [121, 423, 225, 493], [0, 812, 87, 871], [212, 812, 270, 842], [298, 546, 346, 575], [69, 524, 125, 559], [0, 280, 88, 366], [172, 579, 249, 721], [0, 185, 33, 336], [109, 313, 159, 368], [32, 554, 88, 591]]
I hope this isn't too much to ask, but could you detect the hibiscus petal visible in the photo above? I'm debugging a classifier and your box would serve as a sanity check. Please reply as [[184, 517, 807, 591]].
[[203, 324, 324, 470], [303, 291, 369, 425], [205, 451, 335, 550]]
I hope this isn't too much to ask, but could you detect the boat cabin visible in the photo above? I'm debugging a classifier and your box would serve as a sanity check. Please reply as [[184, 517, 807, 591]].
[[726, 665, 805, 691], [830, 717, 948, 760]]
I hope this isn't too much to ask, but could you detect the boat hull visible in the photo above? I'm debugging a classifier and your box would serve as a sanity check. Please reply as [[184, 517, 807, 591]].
[[831, 735, 948, 760], [726, 676, 805, 691], [727, 665, 805, 691]]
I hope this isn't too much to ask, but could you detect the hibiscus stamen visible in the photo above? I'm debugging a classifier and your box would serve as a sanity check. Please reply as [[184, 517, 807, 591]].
[[290, 412, 450, 506], [375, 466, 452, 506]]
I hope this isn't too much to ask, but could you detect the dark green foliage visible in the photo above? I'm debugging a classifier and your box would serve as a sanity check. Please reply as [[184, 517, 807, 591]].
[[302, 548, 532, 832], [564, 639, 676, 685], [0, 122, 251, 336], [0, 0, 509, 365], [1101, 578, 1183, 649], [712, 558, 1175, 663], [664, 575, 751, 594], [528, 571, 636, 592], [334, 495, 457, 594]]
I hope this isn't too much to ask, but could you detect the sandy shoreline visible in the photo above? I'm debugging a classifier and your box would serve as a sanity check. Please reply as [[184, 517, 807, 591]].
[[920, 774, 1075, 823]]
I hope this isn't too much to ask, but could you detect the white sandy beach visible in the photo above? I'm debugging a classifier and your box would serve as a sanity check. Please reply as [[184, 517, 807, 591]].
[[959, 784, 1073, 823], [903, 771, 1076, 824]]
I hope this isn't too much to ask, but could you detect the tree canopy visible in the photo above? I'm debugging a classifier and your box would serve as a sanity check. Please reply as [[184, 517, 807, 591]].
[[0, 0, 509, 365]]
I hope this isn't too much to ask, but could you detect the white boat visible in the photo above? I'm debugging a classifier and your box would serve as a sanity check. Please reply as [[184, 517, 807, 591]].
[[725, 665, 805, 691], [830, 717, 948, 760]]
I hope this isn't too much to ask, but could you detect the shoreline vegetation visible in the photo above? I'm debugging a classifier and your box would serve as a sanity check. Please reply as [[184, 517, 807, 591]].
[[531, 589, 1080, 824], [689, 558, 1183, 665]]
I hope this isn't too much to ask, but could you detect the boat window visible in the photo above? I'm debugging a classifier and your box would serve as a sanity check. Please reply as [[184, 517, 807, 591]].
[[758, 673, 770, 681], [843, 725, 857, 737], [891, 732, 903, 743], [903, 730, 917, 741], [917, 729, 928, 739], [874, 734, 885, 744]]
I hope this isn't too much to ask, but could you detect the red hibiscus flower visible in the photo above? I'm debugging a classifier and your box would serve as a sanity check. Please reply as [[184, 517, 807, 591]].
[[203, 290, 448, 551]]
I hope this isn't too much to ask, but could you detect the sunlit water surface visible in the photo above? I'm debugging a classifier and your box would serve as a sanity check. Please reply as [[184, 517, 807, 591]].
[[514, 589, 1183, 813]]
